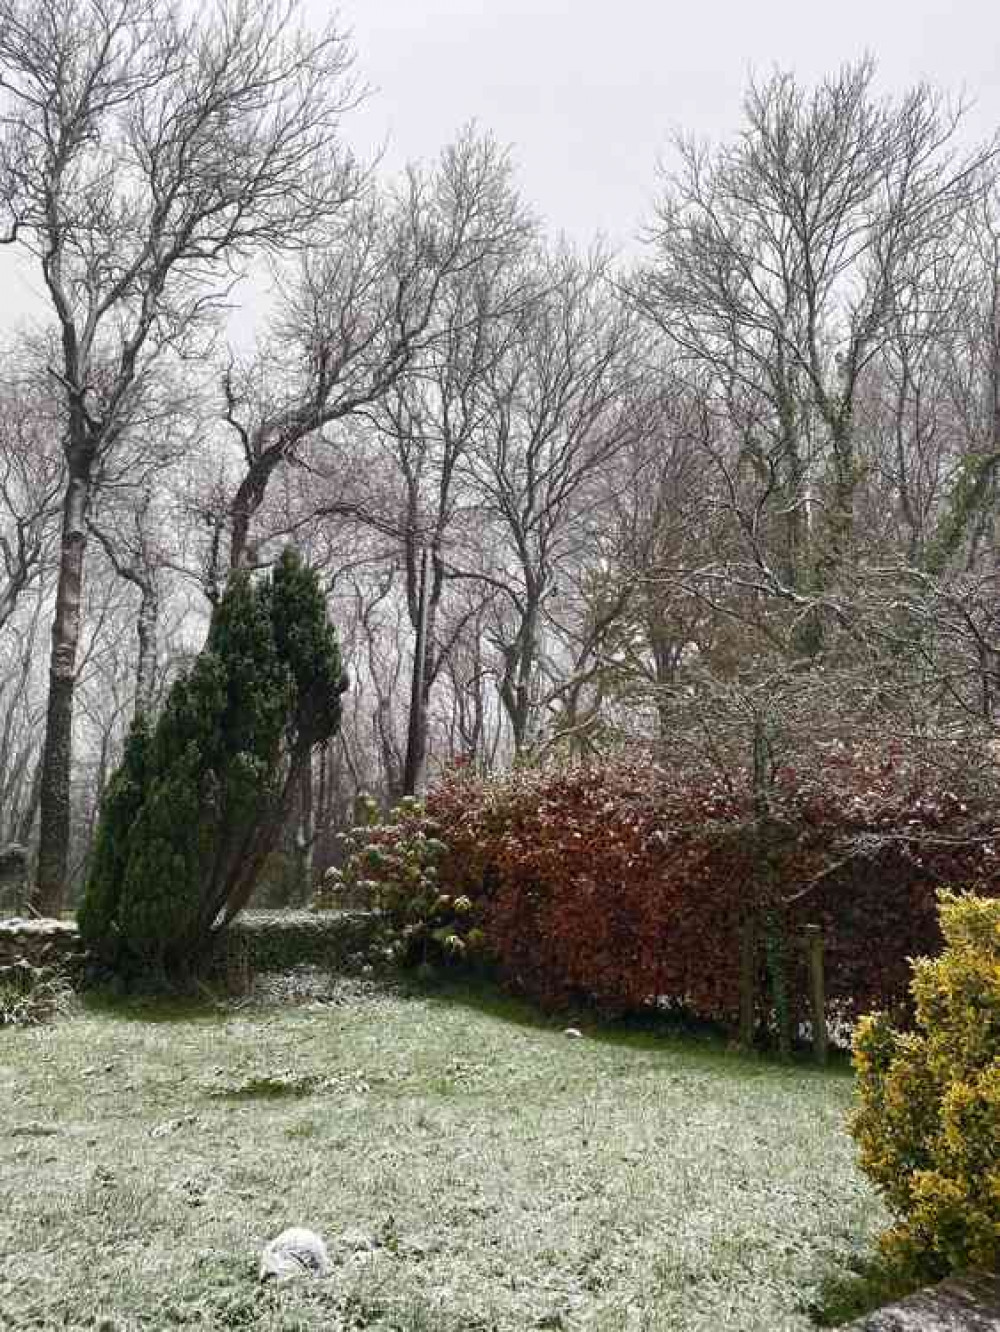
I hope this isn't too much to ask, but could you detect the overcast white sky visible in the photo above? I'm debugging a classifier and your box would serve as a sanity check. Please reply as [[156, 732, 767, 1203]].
[[337, 0, 1000, 246], [4, 0, 1000, 326]]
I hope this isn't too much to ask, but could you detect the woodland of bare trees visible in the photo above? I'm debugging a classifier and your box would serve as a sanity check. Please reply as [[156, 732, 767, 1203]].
[[1, 4, 999, 909]]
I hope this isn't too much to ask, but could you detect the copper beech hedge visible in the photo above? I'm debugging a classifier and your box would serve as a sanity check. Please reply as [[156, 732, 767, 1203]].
[[416, 750, 1000, 1030]]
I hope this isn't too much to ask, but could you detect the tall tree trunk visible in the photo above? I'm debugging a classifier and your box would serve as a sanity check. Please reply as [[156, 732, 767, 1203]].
[[818, 412, 856, 580], [750, 716, 791, 1056], [32, 458, 91, 915], [507, 601, 540, 755], [293, 758, 315, 904], [403, 547, 431, 796], [467, 651, 485, 767], [217, 739, 313, 933], [228, 454, 282, 574], [134, 582, 159, 723]]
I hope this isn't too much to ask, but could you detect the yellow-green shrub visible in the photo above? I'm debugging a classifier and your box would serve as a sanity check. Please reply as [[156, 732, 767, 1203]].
[[850, 891, 1000, 1275]]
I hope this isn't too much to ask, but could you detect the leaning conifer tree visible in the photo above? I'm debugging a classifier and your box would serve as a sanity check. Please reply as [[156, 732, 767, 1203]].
[[79, 549, 347, 986]]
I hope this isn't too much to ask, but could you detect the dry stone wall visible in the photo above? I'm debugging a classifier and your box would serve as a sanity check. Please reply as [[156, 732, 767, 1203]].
[[0, 918, 84, 974], [1, 910, 384, 990]]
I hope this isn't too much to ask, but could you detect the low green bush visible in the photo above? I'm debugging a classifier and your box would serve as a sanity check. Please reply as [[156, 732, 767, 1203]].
[[222, 910, 390, 976], [850, 891, 1000, 1276]]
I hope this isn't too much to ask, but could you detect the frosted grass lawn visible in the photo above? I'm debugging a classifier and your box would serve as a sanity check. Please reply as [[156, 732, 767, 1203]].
[[0, 980, 885, 1330]]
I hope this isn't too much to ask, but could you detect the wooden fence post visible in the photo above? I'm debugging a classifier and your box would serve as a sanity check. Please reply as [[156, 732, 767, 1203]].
[[739, 913, 756, 1051], [804, 924, 828, 1066], [225, 929, 253, 998]]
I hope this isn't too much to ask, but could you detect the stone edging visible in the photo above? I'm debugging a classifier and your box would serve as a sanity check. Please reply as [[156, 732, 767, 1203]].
[[838, 1271, 1000, 1330]]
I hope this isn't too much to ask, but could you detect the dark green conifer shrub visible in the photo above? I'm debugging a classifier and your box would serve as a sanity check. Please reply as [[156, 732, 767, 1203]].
[[79, 549, 346, 986]]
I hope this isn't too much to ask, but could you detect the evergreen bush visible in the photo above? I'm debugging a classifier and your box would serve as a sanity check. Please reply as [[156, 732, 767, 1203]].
[[850, 891, 1000, 1276], [79, 550, 346, 986]]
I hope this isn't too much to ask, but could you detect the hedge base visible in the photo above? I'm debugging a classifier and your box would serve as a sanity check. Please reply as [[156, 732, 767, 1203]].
[[214, 910, 388, 994]]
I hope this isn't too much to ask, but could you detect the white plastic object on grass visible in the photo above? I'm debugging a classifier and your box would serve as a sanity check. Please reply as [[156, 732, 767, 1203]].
[[259, 1227, 331, 1282]]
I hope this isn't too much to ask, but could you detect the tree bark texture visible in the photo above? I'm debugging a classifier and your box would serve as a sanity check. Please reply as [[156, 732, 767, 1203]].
[[133, 583, 159, 723], [32, 465, 90, 915], [403, 547, 431, 796], [294, 758, 315, 904]]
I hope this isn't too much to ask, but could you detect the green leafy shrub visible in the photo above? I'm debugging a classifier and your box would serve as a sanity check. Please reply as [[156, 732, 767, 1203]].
[[79, 550, 346, 987], [850, 891, 1000, 1276], [313, 796, 490, 975]]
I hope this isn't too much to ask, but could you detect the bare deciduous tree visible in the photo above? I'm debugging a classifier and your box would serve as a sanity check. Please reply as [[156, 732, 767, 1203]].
[[467, 245, 641, 752], [0, 374, 62, 633], [0, 0, 362, 910], [220, 129, 529, 576], [637, 60, 993, 601]]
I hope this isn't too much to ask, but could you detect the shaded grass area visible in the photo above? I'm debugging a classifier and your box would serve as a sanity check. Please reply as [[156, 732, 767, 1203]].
[[0, 978, 885, 1330]]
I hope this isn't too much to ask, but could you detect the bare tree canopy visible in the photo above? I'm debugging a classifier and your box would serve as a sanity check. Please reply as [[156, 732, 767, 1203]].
[[635, 61, 997, 597], [0, 0, 364, 911]]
